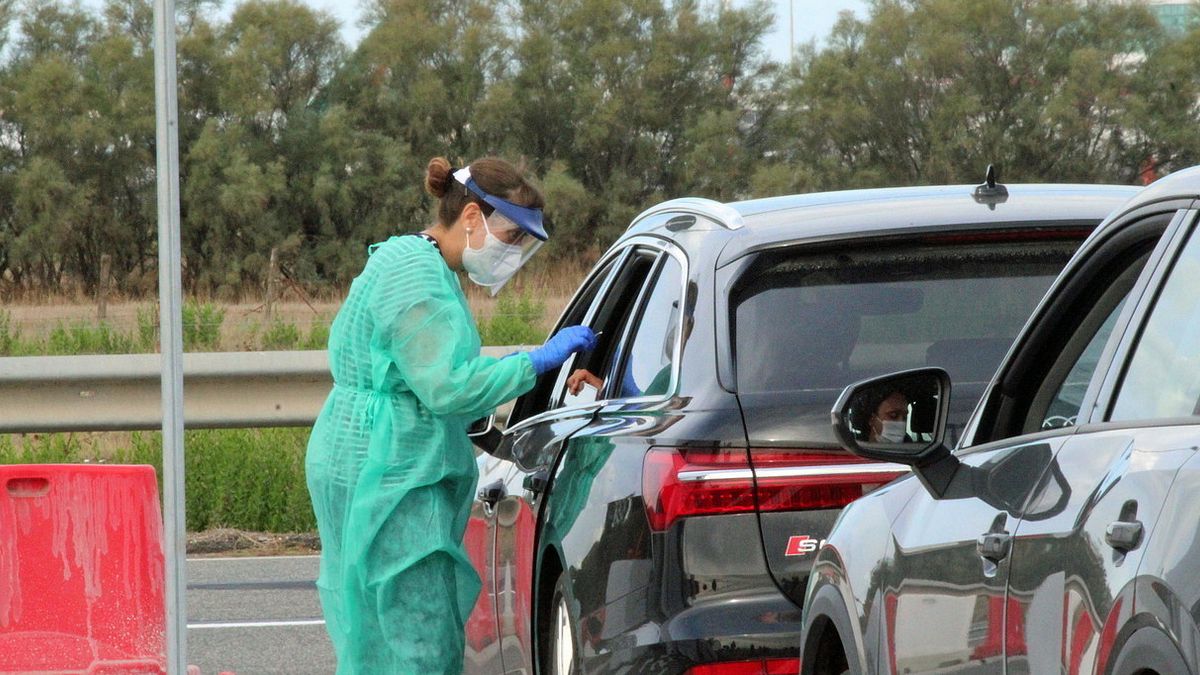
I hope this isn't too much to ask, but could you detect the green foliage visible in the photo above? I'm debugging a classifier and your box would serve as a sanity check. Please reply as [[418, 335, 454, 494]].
[[0, 310, 19, 356], [136, 304, 158, 351], [479, 292, 547, 346], [0, 433, 87, 464], [261, 317, 301, 350], [764, 0, 1165, 187], [182, 301, 225, 351], [303, 317, 331, 350], [0, 0, 1196, 295], [0, 429, 316, 533], [181, 428, 314, 532], [45, 321, 135, 355]]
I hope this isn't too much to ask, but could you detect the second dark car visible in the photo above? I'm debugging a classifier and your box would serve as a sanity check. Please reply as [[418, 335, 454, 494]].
[[801, 167, 1200, 675], [463, 177, 1138, 674]]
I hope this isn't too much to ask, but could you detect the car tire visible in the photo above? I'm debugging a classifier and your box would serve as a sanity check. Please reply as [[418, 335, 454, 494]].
[[542, 575, 581, 675], [801, 584, 862, 675]]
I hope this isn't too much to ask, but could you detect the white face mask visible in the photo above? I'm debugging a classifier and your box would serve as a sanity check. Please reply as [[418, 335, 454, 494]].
[[461, 214, 529, 293], [878, 420, 908, 443]]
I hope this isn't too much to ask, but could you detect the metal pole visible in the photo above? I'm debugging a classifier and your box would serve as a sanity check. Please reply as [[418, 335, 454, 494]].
[[789, 0, 795, 66], [153, 0, 187, 670]]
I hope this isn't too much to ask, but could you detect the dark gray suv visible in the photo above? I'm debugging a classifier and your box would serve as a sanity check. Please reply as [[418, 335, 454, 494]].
[[463, 177, 1137, 675], [802, 166, 1200, 674]]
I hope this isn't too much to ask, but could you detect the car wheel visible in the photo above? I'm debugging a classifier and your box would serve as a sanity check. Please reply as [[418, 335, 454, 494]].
[[543, 575, 580, 675]]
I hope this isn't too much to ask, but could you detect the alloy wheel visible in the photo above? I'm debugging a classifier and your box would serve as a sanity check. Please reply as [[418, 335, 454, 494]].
[[551, 593, 575, 675]]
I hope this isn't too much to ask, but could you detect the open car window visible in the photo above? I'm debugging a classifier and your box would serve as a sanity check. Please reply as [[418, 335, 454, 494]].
[[610, 255, 685, 401], [506, 251, 624, 425], [558, 249, 660, 408]]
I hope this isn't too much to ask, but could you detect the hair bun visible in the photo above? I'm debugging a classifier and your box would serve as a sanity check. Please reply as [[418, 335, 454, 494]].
[[425, 157, 453, 198]]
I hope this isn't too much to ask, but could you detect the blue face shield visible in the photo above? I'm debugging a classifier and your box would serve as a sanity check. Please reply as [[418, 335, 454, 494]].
[[453, 167, 547, 294]]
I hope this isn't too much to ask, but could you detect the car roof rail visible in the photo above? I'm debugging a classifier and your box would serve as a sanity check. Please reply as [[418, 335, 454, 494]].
[[629, 197, 745, 231]]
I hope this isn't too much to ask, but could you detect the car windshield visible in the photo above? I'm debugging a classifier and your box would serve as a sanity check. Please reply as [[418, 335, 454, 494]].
[[732, 238, 1079, 396]]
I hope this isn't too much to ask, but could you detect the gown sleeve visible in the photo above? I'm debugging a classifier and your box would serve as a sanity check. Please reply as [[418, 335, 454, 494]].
[[367, 242, 537, 419]]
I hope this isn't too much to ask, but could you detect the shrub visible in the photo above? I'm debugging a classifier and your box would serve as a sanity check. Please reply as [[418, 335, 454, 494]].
[[479, 292, 547, 346], [0, 310, 19, 356], [0, 433, 88, 463], [183, 302, 225, 351], [46, 321, 135, 355], [136, 305, 158, 352], [303, 318, 331, 350], [261, 318, 301, 350]]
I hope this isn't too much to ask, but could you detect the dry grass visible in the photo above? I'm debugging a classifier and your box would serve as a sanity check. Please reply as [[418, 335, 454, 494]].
[[3, 260, 590, 351]]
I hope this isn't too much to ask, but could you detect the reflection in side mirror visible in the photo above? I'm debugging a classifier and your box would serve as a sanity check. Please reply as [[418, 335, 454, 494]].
[[831, 367, 959, 497], [468, 415, 503, 456], [467, 415, 496, 437]]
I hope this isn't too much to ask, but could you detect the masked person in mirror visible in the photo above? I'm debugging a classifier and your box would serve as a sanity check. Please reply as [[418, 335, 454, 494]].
[[306, 157, 597, 674], [856, 388, 916, 444]]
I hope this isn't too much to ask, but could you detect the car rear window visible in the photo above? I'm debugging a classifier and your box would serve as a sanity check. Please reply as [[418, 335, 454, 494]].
[[732, 238, 1080, 395]]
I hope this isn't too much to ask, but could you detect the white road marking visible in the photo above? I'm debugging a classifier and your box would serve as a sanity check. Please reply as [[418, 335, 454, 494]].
[[188, 619, 325, 630]]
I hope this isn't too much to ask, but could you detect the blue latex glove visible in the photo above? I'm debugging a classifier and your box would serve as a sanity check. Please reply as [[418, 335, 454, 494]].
[[528, 326, 599, 375]]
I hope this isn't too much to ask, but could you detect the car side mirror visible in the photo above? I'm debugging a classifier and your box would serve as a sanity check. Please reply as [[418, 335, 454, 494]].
[[468, 415, 503, 456], [468, 415, 496, 437], [831, 367, 959, 497]]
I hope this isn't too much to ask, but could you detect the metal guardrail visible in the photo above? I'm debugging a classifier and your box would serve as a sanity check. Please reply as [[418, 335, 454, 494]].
[[0, 347, 523, 434]]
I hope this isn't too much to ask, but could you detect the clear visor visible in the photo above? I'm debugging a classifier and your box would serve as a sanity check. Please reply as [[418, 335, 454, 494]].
[[467, 210, 544, 295]]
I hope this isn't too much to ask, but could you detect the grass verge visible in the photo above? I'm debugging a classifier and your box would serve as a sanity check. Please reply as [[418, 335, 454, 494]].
[[0, 428, 315, 533]]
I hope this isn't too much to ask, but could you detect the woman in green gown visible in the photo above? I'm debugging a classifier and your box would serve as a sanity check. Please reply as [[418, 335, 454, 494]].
[[306, 156, 596, 674]]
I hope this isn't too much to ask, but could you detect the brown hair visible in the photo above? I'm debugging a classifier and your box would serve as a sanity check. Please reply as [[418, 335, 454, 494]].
[[424, 156, 545, 228]]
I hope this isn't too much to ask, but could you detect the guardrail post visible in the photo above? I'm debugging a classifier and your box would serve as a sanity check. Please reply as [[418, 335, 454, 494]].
[[265, 247, 279, 324], [97, 254, 111, 321]]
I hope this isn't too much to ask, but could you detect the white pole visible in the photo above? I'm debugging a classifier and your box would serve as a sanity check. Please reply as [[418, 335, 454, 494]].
[[789, 0, 795, 65], [152, 0, 187, 670]]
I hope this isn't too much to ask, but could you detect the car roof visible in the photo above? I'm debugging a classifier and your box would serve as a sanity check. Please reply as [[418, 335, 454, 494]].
[[621, 183, 1141, 268], [1105, 165, 1200, 214]]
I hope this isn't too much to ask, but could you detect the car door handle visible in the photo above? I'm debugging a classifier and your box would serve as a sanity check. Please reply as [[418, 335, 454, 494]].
[[523, 469, 551, 495], [1106, 520, 1143, 552], [477, 480, 506, 508], [976, 532, 1012, 562]]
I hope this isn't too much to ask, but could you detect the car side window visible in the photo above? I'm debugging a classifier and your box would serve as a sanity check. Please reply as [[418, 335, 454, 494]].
[[558, 249, 659, 408], [1018, 241, 1157, 436], [1111, 217, 1200, 421], [969, 212, 1176, 445], [507, 253, 622, 425], [1035, 294, 1128, 431], [611, 255, 685, 400]]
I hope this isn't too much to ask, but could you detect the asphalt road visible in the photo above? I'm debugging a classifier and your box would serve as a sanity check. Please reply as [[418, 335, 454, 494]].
[[186, 555, 335, 675]]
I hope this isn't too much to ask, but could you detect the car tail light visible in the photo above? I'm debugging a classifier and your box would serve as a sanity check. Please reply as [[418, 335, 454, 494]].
[[643, 447, 907, 531], [684, 657, 801, 674]]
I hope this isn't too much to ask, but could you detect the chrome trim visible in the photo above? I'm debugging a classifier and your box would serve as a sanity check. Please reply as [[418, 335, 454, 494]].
[[629, 198, 745, 231], [676, 463, 910, 483]]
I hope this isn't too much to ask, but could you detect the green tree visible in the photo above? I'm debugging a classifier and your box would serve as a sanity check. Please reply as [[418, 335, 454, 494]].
[[1125, 22, 1200, 176], [766, 0, 1160, 189], [492, 0, 774, 251]]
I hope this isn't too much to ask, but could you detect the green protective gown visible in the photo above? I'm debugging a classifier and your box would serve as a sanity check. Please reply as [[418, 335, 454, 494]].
[[305, 235, 537, 674]]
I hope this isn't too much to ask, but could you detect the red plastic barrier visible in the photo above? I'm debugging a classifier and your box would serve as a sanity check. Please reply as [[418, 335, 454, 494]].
[[0, 464, 166, 674]]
